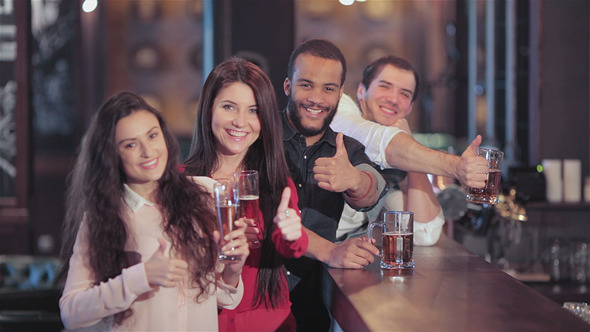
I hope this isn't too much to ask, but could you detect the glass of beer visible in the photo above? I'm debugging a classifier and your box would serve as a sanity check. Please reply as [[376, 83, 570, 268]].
[[213, 179, 240, 262], [234, 170, 259, 220], [368, 211, 414, 269], [234, 170, 261, 248], [466, 147, 504, 204]]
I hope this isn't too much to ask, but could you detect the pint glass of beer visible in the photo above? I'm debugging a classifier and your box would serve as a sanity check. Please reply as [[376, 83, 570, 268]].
[[368, 211, 414, 269], [466, 148, 504, 204]]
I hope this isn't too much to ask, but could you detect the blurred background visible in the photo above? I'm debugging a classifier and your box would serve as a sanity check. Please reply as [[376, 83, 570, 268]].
[[0, 0, 589, 329]]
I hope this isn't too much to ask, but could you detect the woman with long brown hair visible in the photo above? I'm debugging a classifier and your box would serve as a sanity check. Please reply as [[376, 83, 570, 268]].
[[59, 91, 248, 331], [184, 58, 308, 331]]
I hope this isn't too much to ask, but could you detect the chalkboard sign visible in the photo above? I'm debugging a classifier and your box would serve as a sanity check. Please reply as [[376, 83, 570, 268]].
[[30, 0, 77, 150], [0, 0, 17, 198]]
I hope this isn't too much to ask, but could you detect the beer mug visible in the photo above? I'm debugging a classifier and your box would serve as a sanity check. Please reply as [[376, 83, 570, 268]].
[[368, 211, 414, 269], [466, 147, 504, 204]]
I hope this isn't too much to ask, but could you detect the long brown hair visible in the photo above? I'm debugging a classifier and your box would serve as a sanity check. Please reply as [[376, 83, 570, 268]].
[[61, 92, 218, 326], [185, 58, 290, 308]]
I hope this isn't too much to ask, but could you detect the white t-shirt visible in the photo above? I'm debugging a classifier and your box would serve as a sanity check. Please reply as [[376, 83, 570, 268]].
[[331, 93, 405, 169], [332, 94, 444, 246]]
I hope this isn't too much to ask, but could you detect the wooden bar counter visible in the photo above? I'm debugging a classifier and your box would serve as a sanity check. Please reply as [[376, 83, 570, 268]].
[[323, 235, 589, 331]]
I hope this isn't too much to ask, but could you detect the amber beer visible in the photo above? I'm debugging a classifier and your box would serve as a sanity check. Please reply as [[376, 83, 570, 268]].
[[467, 169, 502, 204], [213, 179, 240, 262], [466, 148, 504, 205], [239, 195, 259, 220], [235, 170, 259, 221], [382, 232, 414, 268], [217, 204, 237, 236], [368, 211, 415, 269]]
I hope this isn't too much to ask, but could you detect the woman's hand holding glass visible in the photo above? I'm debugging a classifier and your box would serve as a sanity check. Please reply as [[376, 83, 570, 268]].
[[243, 218, 262, 248], [216, 218, 249, 288], [214, 179, 242, 261], [219, 218, 250, 266], [273, 187, 302, 242]]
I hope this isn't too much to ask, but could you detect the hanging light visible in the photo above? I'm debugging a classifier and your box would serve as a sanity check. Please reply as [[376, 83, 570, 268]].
[[82, 0, 98, 13]]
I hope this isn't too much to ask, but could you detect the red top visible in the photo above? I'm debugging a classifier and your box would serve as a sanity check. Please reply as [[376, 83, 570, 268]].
[[218, 177, 308, 332]]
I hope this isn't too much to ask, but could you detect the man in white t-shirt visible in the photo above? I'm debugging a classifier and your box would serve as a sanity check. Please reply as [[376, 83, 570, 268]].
[[334, 55, 464, 245], [331, 60, 487, 189]]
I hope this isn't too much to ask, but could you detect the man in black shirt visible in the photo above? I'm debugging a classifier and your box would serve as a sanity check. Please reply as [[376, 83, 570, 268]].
[[281, 39, 384, 332]]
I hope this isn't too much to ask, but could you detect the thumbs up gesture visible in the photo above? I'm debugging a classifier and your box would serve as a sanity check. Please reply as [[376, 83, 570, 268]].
[[458, 135, 489, 188], [313, 132, 359, 193], [273, 187, 302, 242], [144, 237, 188, 288]]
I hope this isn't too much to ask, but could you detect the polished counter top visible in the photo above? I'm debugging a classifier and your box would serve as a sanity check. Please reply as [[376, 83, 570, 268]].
[[323, 235, 589, 331]]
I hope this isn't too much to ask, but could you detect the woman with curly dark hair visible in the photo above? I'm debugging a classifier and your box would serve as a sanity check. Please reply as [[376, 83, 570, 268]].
[[184, 58, 308, 332], [59, 91, 248, 331]]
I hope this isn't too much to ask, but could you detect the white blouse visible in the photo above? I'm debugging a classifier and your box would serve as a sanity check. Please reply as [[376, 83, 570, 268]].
[[59, 184, 243, 331]]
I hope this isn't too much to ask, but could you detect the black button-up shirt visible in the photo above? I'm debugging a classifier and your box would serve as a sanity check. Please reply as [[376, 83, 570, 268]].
[[281, 109, 379, 243], [281, 110, 384, 330]]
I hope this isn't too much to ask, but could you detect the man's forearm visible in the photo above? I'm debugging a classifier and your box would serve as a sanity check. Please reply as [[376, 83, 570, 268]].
[[385, 132, 459, 178], [302, 226, 334, 263]]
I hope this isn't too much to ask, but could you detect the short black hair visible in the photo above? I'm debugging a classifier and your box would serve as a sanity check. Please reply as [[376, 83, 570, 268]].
[[287, 38, 347, 86]]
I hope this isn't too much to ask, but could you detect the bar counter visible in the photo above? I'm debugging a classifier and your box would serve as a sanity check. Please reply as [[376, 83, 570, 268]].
[[323, 235, 589, 331]]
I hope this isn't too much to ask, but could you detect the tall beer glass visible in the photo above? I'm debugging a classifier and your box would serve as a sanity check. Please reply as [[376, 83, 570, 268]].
[[234, 170, 260, 248], [213, 179, 240, 262], [234, 170, 259, 221]]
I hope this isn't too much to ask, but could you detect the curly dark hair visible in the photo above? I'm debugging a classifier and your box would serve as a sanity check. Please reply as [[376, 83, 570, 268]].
[[60, 92, 219, 326], [184, 57, 290, 309]]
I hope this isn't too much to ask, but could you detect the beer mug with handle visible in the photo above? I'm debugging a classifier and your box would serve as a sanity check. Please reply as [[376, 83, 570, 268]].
[[368, 211, 415, 269]]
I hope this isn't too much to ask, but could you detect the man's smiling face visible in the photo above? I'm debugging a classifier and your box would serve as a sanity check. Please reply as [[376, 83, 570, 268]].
[[284, 53, 344, 143], [358, 64, 416, 126]]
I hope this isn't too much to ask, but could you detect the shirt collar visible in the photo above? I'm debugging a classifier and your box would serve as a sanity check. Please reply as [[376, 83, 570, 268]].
[[319, 127, 338, 147], [123, 184, 155, 212], [281, 109, 297, 141]]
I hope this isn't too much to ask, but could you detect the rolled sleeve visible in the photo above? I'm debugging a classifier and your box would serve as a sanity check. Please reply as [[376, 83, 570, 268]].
[[216, 276, 244, 310], [351, 163, 386, 212], [332, 94, 404, 168]]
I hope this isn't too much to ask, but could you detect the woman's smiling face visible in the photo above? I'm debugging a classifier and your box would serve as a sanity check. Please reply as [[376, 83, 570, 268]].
[[115, 109, 168, 197], [211, 82, 261, 159]]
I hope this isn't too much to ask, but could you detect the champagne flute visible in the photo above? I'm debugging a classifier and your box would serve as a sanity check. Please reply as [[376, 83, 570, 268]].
[[234, 170, 261, 248], [213, 179, 240, 262]]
